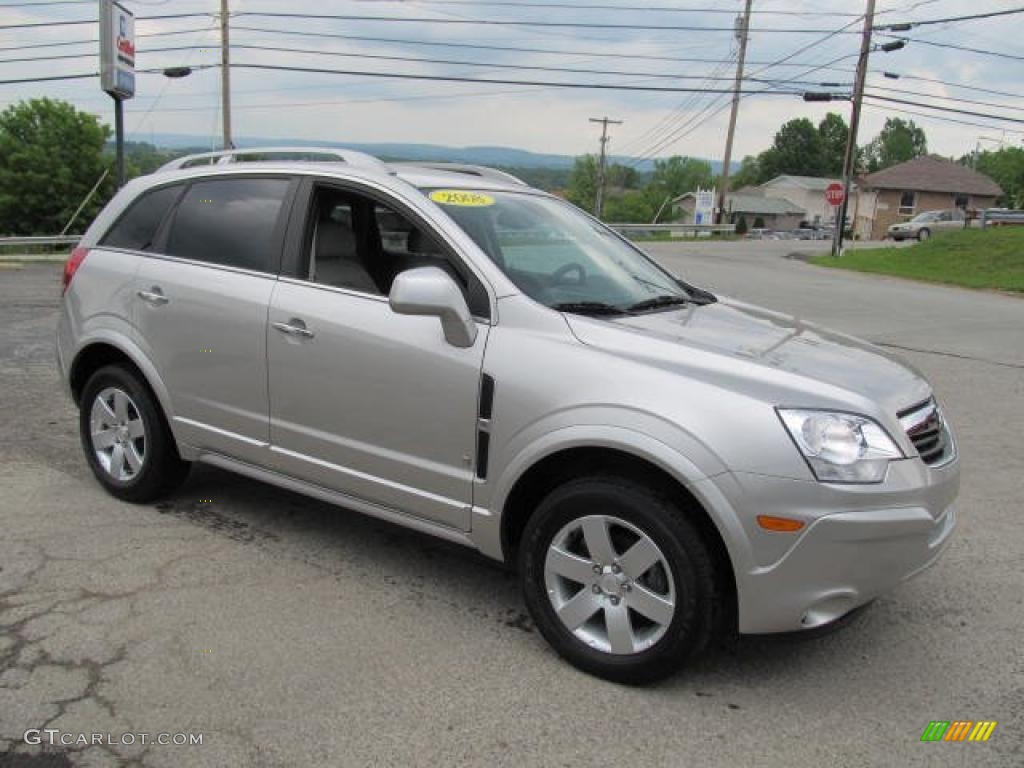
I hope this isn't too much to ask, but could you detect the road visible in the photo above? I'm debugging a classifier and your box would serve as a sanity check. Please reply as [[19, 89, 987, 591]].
[[0, 250, 1021, 767]]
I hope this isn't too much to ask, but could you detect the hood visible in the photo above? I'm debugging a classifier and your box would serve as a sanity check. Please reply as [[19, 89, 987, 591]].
[[564, 297, 931, 415]]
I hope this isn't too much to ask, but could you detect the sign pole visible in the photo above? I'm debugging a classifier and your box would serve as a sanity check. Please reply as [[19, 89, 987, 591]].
[[113, 94, 125, 187]]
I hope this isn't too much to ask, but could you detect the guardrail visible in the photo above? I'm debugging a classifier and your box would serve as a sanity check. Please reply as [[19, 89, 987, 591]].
[[980, 209, 1024, 228], [610, 223, 736, 236], [0, 235, 81, 248]]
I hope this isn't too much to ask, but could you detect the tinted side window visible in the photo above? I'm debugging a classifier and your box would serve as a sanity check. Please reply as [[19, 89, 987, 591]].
[[166, 178, 291, 272], [101, 185, 182, 251]]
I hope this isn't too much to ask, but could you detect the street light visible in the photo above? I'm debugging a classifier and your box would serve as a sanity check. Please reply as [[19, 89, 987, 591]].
[[162, 67, 193, 79]]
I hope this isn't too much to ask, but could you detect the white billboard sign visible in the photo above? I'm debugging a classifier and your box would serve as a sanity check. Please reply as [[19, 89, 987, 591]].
[[100, 0, 135, 99], [694, 187, 716, 225]]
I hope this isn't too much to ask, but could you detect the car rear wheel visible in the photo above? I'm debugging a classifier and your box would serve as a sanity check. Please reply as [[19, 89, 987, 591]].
[[520, 476, 719, 684], [80, 364, 190, 502], [917, 228, 931, 241]]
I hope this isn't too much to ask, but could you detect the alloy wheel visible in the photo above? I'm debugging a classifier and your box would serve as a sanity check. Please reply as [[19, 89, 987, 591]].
[[544, 514, 676, 655], [89, 387, 146, 482]]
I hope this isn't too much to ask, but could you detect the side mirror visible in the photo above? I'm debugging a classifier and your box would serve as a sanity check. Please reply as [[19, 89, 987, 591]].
[[388, 267, 478, 348]]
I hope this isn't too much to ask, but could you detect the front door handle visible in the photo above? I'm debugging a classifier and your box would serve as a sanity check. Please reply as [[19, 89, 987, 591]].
[[137, 288, 169, 306], [272, 319, 315, 339]]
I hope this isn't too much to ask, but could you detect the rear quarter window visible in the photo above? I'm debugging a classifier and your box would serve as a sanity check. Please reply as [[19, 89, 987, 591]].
[[164, 177, 292, 273], [100, 184, 183, 251]]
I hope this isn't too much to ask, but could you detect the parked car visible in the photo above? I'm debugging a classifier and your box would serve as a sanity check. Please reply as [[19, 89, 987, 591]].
[[58, 148, 959, 683], [888, 209, 965, 241]]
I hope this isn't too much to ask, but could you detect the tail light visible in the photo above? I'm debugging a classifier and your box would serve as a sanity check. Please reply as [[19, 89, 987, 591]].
[[62, 247, 88, 295]]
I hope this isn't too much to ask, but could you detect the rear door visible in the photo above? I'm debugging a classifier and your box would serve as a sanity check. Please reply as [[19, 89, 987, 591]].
[[265, 180, 492, 530], [134, 174, 298, 464]]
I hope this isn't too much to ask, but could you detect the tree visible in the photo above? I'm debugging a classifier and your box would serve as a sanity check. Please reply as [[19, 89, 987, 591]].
[[734, 214, 749, 235], [0, 98, 114, 235], [729, 155, 764, 189], [971, 147, 1024, 208], [817, 112, 849, 177], [863, 118, 927, 172], [566, 154, 599, 211], [649, 156, 714, 199], [603, 189, 658, 223], [758, 118, 828, 180]]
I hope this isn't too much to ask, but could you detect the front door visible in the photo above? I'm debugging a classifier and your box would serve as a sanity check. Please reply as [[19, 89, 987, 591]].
[[266, 183, 491, 530]]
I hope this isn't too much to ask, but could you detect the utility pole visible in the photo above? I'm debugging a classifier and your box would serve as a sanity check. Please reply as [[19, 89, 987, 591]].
[[220, 0, 233, 149], [831, 0, 876, 257], [590, 116, 622, 219], [716, 0, 752, 225]]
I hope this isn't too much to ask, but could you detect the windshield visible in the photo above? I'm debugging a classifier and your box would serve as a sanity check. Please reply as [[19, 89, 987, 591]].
[[911, 211, 941, 223], [424, 188, 701, 313]]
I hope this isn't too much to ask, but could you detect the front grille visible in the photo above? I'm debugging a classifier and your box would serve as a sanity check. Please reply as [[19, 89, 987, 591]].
[[898, 398, 953, 466]]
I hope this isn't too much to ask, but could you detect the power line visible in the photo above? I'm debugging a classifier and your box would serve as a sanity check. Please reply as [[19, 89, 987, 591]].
[[614, 54, 736, 156], [230, 23, 863, 71], [0, 29, 215, 52], [878, 6, 1024, 28], [864, 94, 1024, 125], [864, 84, 1024, 114], [0, 13, 212, 30], [226, 61, 807, 94], [348, 0, 865, 15], [878, 34, 1024, 61], [871, 71, 1024, 101], [861, 101, 1024, 135], [0, 41, 826, 86], [233, 11, 862, 34]]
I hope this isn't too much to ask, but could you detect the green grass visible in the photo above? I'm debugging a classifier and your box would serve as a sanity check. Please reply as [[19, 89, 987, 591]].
[[811, 228, 1024, 293]]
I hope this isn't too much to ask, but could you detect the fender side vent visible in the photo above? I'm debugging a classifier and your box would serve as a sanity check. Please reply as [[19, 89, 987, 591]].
[[479, 373, 495, 420], [475, 430, 490, 480]]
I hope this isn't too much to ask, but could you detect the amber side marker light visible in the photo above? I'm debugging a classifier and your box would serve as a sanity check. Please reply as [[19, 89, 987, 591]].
[[757, 515, 805, 532]]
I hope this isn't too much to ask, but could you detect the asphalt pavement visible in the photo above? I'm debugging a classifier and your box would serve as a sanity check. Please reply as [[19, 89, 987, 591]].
[[0, 248, 1021, 767]]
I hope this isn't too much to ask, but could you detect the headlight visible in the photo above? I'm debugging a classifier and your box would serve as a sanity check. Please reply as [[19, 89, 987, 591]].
[[777, 409, 903, 483]]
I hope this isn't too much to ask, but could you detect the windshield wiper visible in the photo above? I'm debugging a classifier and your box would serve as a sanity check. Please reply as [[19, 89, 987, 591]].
[[626, 295, 691, 312], [551, 301, 628, 316]]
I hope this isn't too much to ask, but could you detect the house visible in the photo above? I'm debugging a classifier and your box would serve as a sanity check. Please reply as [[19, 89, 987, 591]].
[[759, 175, 846, 227], [672, 190, 804, 231], [855, 155, 1003, 240]]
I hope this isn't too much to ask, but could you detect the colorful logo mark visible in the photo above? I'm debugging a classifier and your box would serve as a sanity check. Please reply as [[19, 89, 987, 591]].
[[920, 721, 997, 742]]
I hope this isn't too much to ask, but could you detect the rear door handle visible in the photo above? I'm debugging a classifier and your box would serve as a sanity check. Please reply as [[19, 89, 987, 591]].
[[272, 319, 315, 339], [137, 288, 169, 306]]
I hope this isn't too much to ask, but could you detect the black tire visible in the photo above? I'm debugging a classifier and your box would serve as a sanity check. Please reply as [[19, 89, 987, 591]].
[[79, 364, 190, 503], [520, 475, 720, 685], [917, 228, 930, 241]]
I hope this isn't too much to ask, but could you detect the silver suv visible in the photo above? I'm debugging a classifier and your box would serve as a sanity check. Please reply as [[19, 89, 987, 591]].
[[58, 148, 959, 683]]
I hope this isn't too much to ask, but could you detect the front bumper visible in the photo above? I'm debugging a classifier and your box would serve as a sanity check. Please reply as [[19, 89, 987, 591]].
[[715, 457, 959, 634]]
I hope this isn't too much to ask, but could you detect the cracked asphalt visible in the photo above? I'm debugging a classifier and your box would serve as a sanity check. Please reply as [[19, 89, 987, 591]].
[[1, 247, 1022, 767]]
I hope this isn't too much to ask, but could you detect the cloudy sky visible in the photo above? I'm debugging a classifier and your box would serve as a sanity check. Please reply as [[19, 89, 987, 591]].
[[1, 0, 1021, 163]]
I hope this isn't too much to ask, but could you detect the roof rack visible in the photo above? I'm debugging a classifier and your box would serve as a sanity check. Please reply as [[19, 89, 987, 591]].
[[155, 146, 389, 174], [390, 162, 528, 186]]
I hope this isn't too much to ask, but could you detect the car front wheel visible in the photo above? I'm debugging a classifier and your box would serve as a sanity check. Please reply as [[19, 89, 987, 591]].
[[520, 476, 720, 684], [917, 228, 931, 241]]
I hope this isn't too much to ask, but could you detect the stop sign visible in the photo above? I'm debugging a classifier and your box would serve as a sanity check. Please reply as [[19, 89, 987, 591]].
[[825, 182, 845, 207]]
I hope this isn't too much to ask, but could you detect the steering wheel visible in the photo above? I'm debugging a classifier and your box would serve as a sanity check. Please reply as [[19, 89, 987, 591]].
[[551, 262, 586, 286]]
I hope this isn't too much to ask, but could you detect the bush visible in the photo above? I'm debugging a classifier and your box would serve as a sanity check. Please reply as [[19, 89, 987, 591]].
[[735, 215, 749, 235], [753, 216, 766, 229]]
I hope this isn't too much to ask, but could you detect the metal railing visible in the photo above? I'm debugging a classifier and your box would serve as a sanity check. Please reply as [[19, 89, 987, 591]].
[[610, 223, 736, 236], [980, 209, 1024, 228], [0, 235, 81, 248]]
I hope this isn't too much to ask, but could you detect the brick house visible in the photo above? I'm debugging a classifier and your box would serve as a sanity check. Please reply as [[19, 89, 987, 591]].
[[854, 155, 1003, 240]]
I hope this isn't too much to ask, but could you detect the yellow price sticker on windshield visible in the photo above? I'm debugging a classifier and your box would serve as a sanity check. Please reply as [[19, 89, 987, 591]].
[[429, 190, 495, 207]]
